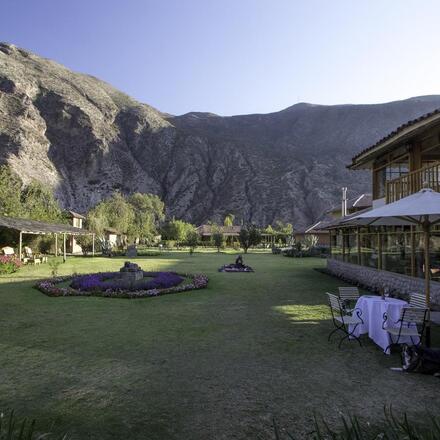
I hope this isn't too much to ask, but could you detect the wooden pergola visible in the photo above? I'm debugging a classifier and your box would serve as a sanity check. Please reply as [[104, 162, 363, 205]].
[[0, 216, 95, 262]]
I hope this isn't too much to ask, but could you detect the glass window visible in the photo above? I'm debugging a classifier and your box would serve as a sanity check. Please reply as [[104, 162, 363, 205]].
[[375, 161, 409, 199], [345, 231, 358, 264], [330, 231, 343, 261], [381, 231, 412, 275], [360, 233, 378, 268]]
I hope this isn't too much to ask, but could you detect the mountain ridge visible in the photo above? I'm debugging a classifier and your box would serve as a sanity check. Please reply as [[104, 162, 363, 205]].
[[1, 42, 440, 228]]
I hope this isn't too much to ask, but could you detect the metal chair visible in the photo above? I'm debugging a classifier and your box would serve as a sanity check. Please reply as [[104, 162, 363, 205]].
[[409, 293, 427, 309], [326, 292, 363, 348], [338, 286, 360, 313], [383, 307, 428, 353]]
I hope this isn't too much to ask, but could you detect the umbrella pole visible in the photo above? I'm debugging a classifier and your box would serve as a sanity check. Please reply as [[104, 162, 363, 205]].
[[424, 223, 431, 347]]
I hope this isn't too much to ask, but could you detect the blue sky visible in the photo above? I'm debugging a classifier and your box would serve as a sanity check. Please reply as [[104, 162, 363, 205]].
[[2, 0, 440, 115]]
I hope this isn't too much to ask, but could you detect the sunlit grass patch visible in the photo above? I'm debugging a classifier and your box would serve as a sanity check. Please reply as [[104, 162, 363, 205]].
[[273, 304, 330, 324]]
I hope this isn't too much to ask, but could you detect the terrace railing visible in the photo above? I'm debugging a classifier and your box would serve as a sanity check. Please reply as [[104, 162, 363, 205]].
[[386, 161, 440, 203]]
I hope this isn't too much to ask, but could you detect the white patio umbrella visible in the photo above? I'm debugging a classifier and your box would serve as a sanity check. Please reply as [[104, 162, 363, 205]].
[[341, 188, 440, 346]]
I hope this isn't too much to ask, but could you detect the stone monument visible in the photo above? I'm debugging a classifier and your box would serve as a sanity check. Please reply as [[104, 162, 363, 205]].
[[120, 261, 143, 282], [126, 244, 138, 257]]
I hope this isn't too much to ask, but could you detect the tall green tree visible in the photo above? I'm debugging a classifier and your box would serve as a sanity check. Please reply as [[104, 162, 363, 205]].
[[273, 221, 294, 244], [128, 193, 165, 242], [87, 192, 167, 244], [212, 231, 224, 252], [0, 165, 23, 217], [274, 221, 293, 236], [186, 230, 199, 255], [224, 214, 235, 227], [264, 225, 275, 235], [161, 219, 195, 243], [239, 224, 262, 253], [21, 181, 64, 222], [87, 192, 135, 237]]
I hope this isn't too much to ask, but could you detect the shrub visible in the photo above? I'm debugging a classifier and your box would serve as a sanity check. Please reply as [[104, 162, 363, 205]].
[[48, 258, 62, 277], [303, 234, 319, 250], [75, 235, 94, 255], [0, 255, 22, 274], [0, 410, 68, 439], [163, 240, 176, 249], [37, 236, 54, 254], [282, 248, 312, 258], [136, 250, 161, 257], [274, 407, 440, 439]]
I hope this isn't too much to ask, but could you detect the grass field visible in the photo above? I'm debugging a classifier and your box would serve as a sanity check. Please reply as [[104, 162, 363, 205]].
[[0, 252, 439, 439]]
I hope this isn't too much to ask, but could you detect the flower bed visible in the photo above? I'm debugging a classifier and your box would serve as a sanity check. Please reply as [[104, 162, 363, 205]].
[[0, 255, 22, 274], [35, 272, 209, 299], [70, 271, 184, 292]]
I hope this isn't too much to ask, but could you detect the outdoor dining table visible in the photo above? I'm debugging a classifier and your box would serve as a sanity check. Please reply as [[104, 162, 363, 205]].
[[350, 295, 418, 354]]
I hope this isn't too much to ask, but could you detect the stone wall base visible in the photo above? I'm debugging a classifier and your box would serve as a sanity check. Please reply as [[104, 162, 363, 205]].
[[326, 258, 440, 307]]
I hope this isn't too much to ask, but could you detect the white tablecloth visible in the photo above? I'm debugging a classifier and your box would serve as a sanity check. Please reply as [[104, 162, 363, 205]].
[[351, 296, 418, 354]]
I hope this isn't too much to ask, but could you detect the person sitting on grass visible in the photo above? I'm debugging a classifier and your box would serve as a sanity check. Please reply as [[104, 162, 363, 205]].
[[235, 255, 244, 268]]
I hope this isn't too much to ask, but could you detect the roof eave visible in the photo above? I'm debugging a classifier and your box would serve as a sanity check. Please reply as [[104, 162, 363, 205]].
[[348, 111, 440, 170]]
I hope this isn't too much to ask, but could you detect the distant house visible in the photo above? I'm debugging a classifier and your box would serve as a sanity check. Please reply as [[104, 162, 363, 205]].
[[66, 211, 86, 253], [294, 221, 331, 247], [196, 225, 241, 244], [294, 193, 372, 248], [104, 227, 124, 247], [327, 193, 372, 218], [196, 224, 291, 247]]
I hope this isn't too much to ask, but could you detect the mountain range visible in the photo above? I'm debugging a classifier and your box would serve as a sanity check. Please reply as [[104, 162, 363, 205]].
[[1, 42, 440, 228]]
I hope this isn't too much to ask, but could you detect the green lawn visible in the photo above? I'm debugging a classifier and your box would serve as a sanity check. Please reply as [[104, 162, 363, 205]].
[[0, 252, 438, 439]]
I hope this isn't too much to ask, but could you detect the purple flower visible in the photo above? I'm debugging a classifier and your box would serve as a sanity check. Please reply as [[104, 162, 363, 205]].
[[36, 271, 208, 298], [70, 271, 184, 292]]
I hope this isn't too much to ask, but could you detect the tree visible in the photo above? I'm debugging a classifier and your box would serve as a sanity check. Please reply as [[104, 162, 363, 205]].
[[224, 213, 235, 227], [0, 165, 23, 217], [274, 221, 293, 235], [303, 234, 319, 250], [239, 224, 262, 253], [212, 231, 224, 252], [87, 192, 134, 239], [127, 193, 165, 243], [273, 221, 294, 245], [0, 165, 65, 223], [75, 235, 94, 255], [186, 230, 199, 255], [161, 219, 196, 243], [20, 181, 64, 222], [264, 225, 275, 235]]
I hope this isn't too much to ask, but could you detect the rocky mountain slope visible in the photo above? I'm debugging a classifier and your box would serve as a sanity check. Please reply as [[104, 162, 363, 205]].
[[1, 42, 440, 228]]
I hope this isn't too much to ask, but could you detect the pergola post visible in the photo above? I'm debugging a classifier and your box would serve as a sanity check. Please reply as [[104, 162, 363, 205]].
[[92, 234, 95, 257], [341, 229, 346, 261], [410, 226, 416, 277], [63, 233, 66, 263], [19, 231, 23, 261], [423, 220, 431, 347], [328, 230, 332, 257], [377, 230, 382, 270], [55, 234, 58, 257]]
